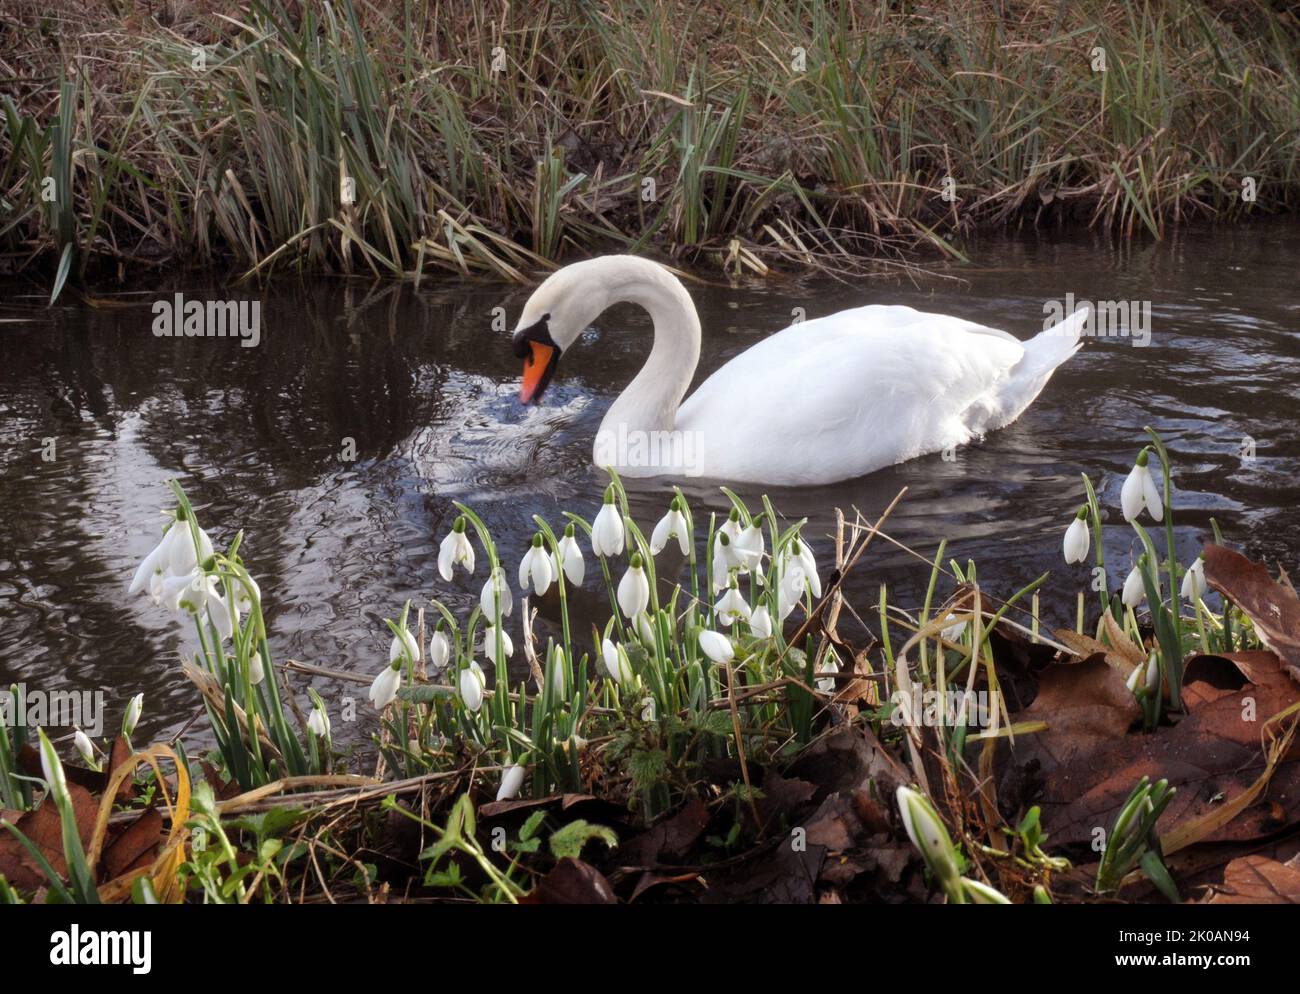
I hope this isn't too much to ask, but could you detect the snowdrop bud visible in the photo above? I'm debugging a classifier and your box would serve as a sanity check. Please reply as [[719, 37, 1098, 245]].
[[1120, 448, 1163, 523], [1144, 651, 1161, 694], [617, 553, 650, 618], [748, 605, 773, 639], [429, 624, 451, 671], [37, 729, 68, 800], [602, 638, 633, 686], [438, 516, 476, 581], [497, 763, 526, 802], [635, 611, 657, 645], [390, 626, 419, 665], [459, 661, 486, 712], [307, 706, 330, 737], [590, 487, 625, 557], [963, 878, 1011, 904], [123, 693, 144, 737], [1122, 563, 1147, 609], [896, 786, 963, 897], [518, 533, 554, 596], [698, 629, 734, 665], [368, 662, 402, 710], [1181, 556, 1206, 603], [74, 728, 98, 770], [816, 651, 838, 694], [248, 652, 265, 685], [1063, 506, 1090, 564], [549, 647, 568, 699]]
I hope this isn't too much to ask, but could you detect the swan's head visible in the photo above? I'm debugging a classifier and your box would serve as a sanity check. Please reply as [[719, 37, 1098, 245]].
[[511, 260, 614, 404]]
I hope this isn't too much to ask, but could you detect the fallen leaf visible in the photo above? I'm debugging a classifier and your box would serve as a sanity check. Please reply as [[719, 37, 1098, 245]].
[[620, 797, 710, 866], [1205, 544, 1300, 682], [1203, 855, 1300, 903], [526, 858, 617, 904]]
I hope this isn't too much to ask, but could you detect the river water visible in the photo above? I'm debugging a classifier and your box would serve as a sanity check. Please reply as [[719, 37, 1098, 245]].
[[1, 220, 1297, 745]]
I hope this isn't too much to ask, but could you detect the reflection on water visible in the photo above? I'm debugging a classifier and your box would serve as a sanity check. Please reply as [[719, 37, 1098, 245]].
[[1, 221, 1297, 745]]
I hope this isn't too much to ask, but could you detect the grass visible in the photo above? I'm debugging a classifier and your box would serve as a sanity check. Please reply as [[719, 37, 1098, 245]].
[[0, 0, 1297, 293]]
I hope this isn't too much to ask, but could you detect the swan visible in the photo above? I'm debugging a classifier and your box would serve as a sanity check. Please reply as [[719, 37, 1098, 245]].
[[511, 255, 1088, 486]]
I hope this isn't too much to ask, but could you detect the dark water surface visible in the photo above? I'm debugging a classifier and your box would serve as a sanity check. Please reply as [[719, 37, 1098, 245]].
[[2, 221, 1297, 746]]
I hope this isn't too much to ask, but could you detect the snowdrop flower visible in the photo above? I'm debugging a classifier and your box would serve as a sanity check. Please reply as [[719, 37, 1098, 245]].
[[369, 661, 401, 710], [168, 521, 215, 576], [554, 523, 585, 585], [390, 625, 419, 666], [617, 553, 650, 618], [748, 604, 773, 639], [816, 651, 839, 694], [590, 487, 624, 557], [1181, 556, 1206, 603], [650, 498, 690, 557], [128, 518, 180, 596], [497, 763, 526, 802], [233, 573, 261, 616], [699, 629, 734, 665], [247, 653, 265, 685], [1122, 563, 1147, 609], [719, 508, 743, 547], [789, 538, 821, 597], [483, 624, 514, 666], [896, 786, 962, 896], [459, 661, 486, 712], [480, 566, 513, 620], [74, 728, 99, 771], [518, 533, 554, 596], [307, 706, 330, 737], [734, 516, 766, 573], [714, 582, 749, 626], [1062, 506, 1090, 564], [429, 623, 451, 671], [1120, 449, 1163, 523], [438, 516, 475, 581], [602, 638, 633, 686], [941, 615, 966, 642], [123, 693, 143, 737]]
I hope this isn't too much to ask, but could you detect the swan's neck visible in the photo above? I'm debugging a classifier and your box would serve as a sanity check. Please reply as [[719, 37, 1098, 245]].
[[600, 269, 701, 437]]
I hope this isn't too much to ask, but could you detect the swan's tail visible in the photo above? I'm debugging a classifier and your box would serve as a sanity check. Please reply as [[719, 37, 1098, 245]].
[[988, 306, 1090, 432]]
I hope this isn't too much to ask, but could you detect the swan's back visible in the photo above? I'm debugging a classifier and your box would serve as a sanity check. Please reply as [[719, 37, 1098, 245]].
[[674, 305, 1057, 485]]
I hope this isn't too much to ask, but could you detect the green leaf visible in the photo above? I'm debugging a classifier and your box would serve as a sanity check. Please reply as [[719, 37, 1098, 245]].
[[548, 820, 618, 860]]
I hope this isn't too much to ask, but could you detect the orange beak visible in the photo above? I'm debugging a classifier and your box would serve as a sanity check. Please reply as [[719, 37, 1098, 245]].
[[520, 340, 557, 404]]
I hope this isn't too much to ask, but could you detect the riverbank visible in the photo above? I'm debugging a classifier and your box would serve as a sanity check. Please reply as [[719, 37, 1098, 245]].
[[2, 0, 1298, 292]]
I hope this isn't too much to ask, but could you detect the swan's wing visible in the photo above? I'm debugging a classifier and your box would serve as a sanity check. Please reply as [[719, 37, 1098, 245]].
[[675, 306, 1026, 484]]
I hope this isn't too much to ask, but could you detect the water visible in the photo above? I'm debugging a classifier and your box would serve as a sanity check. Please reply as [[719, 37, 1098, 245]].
[[2, 221, 1297, 746]]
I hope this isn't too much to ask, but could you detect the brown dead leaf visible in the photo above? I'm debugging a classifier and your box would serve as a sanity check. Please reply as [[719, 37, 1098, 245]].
[[100, 807, 163, 880], [1203, 854, 1300, 903], [526, 858, 618, 904], [1205, 544, 1300, 682], [1001, 653, 1300, 848], [620, 797, 710, 866]]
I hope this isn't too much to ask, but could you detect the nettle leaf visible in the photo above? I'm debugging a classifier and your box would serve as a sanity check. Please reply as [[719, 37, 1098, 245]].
[[226, 805, 306, 840], [520, 810, 547, 842], [624, 642, 652, 677], [548, 820, 618, 860], [628, 748, 668, 791]]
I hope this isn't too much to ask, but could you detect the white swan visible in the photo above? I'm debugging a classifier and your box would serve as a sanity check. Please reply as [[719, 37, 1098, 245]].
[[511, 256, 1088, 486]]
